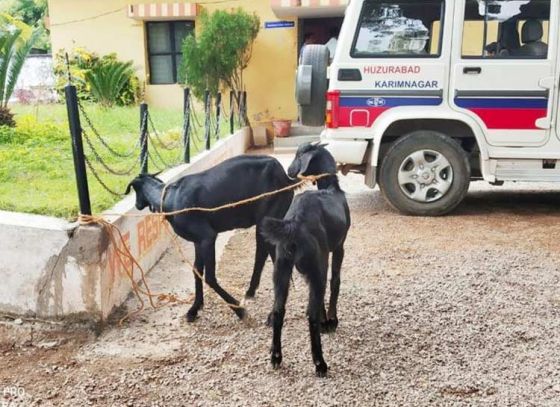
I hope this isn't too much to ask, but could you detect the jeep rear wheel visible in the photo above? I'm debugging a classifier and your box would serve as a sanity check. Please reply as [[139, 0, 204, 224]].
[[297, 44, 329, 126], [379, 131, 470, 216]]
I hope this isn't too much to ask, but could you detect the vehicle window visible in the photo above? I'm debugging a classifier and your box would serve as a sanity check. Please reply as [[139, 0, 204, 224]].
[[351, 0, 445, 58], [461, 0, 551, 59]]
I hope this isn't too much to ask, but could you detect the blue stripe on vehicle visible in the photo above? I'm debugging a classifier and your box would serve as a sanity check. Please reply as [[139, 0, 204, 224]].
[[339, 97, 442, 108], [454, 98, 548, 109]]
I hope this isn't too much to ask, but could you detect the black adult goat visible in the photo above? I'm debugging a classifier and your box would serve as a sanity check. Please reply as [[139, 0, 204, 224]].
[[126, 155, 293, 322], [262, 143, 351, 377]]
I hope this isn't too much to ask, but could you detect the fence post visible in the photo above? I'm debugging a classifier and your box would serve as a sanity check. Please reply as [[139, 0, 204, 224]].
[[140, 102, 149, 174], [215, 92, 222, 140], [182, 88, 191, 163], [204, 90, 211, 150], [65, 84, 92, 216], [229, 91, 235, 134]]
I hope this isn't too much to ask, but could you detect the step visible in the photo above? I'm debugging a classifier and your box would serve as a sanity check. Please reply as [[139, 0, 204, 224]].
[[289, 124, 325, 137], [495, 159, 560, 181], [273, 146, 299, 154], [273, 135, 321, 154]]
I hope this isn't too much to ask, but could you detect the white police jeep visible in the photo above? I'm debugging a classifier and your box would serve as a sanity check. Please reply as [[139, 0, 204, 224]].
[[297, 0, 557, 216]]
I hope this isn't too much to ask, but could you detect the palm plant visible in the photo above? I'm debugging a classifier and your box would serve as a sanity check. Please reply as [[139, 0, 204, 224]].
[[0, 17, 40, 108], [85, 60, 136, 107]]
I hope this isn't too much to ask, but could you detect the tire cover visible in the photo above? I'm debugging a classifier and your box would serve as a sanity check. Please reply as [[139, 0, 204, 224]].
[[298, 45, 329, 127], [296, 65, 313, 105]]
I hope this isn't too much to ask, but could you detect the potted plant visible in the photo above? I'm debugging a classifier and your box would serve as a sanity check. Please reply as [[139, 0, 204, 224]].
[[272, 119, 292, 138]]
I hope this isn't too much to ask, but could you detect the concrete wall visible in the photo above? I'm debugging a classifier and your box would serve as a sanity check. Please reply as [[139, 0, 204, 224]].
[[0, 127, 252, 322], [47, 0, 299, 122], [10, 55, 58, 104]]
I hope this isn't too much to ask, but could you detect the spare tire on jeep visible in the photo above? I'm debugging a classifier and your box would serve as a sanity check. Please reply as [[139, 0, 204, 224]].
[[296, 45, 329, 126]]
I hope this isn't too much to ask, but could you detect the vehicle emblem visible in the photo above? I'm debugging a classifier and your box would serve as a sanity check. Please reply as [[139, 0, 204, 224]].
[[367, 97, 386, 107]]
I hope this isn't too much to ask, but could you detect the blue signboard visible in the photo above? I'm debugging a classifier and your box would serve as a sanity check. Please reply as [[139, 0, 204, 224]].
[[265, 21, 295, 29]]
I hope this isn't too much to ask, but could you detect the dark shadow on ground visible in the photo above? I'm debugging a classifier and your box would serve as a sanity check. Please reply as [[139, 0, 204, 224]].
[[456, 189, 560, 217]]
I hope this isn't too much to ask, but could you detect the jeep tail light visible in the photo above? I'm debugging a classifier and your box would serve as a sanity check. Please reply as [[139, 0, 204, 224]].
[[326, 91, 340, 129]]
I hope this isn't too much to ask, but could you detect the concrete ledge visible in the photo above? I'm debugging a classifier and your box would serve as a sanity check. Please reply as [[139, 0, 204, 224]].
[[274, 134, 320, 153], [0, 127, 252, 322]]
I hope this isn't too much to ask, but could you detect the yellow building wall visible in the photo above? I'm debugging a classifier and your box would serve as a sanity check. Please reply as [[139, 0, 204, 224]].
[[47, 0, 299, 122]]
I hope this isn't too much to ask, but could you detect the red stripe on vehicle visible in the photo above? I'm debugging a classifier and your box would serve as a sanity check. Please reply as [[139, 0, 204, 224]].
[[338, 107, 390, 127], [468, 108, 547, 130]]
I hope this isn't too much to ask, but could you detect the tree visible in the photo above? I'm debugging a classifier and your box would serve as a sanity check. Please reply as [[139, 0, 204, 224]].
[[180, 9, 259, 100], [0, 14, 40, 125], [0, 0, 48, 26], [0, 0, 50, 52]]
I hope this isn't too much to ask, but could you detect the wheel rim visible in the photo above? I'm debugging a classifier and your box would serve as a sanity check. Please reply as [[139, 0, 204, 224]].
[[397, 149, 454, 203]]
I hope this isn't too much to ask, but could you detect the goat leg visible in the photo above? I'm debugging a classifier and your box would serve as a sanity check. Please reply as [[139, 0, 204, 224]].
[[186, 244, 205, 323], [324, 246, 343, 333], [270, 257, 293, 369], [270, 306, 285, 369], [246, 230, 269, 298], [201, 239, 246, 320], [308, 279, 328, 377]]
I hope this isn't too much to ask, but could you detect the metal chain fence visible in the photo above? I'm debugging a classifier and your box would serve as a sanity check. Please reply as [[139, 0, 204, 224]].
[[64, 80, 249, 215]]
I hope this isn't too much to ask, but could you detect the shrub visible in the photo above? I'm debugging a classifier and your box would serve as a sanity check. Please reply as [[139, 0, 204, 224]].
[[0, 125, 16, 143], [53, 47, 98, 101], [0, 114, 66, 145], [0, 106, 15, 127], [54, 49, 140, 106], [86, 60, 136, 107], [16, 114, 66, 144], [180, 9, 259, 99]]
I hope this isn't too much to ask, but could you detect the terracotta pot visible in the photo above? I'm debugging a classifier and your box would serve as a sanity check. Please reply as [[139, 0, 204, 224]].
[[272, 120, 292, 138]]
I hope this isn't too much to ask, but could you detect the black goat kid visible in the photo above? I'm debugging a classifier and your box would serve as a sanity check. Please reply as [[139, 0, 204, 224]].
[[126, 155, 293, 322], [262, 143, 351, 377]]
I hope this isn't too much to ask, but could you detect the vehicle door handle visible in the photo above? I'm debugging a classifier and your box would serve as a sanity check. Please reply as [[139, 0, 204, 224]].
[[463, 67, 482, 75]]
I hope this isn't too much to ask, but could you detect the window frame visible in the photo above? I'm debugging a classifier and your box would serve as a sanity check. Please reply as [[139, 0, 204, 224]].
[[146, 20, 194, 85], [460, 0, 551, 60], [350, 0, 446, 59]]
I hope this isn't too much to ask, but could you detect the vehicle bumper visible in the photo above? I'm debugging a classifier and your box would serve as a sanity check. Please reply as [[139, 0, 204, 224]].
[[321, 129, 377, 189], [320, 129, 369, 165]]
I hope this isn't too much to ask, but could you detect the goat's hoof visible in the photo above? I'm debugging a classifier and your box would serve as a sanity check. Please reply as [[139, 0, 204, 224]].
[[235, 307, 247, 321], [244, 289, 256, 299], [271, 353, 282, 369], [185, 311, 198, 323], [265, 312, 273, 327], [315, 362, 328, 378], [321, 318, 338, 333]]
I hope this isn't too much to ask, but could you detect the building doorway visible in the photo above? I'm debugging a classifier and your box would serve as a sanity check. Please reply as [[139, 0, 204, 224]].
[[298, 17, 344, 61]]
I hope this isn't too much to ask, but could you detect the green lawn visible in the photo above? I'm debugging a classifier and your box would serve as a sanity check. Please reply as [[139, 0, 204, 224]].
[[0, 103, 230, 219]]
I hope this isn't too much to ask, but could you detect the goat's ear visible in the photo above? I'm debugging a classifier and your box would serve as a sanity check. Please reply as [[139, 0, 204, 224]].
[[318, 142, 329, 148], [298, 152, 314, 175], [125, 181, 134, 195]]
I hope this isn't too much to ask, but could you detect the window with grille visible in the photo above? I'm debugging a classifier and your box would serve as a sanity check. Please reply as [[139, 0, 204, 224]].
[[146, 21, 194, 84]]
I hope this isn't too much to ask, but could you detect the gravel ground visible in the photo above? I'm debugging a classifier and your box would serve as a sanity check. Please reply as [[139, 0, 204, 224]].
[[2, 161, 560, 406]]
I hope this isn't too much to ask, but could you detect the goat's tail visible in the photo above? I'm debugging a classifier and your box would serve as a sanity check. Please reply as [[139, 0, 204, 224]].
[[261, 217, 296, 246]]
